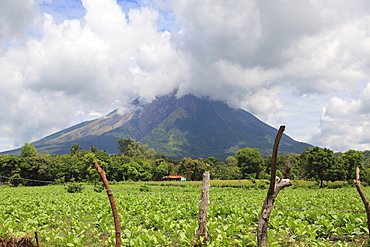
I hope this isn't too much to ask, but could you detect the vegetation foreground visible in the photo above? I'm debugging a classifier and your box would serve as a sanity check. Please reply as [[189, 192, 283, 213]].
[[1, 180, 369, 246]]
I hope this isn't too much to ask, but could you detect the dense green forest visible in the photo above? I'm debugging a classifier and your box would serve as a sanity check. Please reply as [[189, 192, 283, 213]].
[[1, 139, 370, 187]]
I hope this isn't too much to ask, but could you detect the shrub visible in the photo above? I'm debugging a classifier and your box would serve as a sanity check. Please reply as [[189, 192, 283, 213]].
[[65, 183, 84, 193], [256, 182, 267, 190], [94, 185, 105, 193], [139, 185, 151, 192], [327, 183, 344, 189]]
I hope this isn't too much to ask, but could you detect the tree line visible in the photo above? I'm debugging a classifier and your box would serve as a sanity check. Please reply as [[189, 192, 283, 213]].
[[1, 139, 369, 187]]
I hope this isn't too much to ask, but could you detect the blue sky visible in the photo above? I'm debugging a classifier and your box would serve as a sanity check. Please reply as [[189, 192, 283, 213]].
[[39, 0, 86, 23], [39, 0, 140, 23], [1, 0, 370, 153], [38, 0, 177, 31]]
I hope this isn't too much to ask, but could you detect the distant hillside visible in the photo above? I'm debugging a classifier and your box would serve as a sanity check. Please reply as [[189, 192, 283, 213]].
[[2, 94, 312, 159]]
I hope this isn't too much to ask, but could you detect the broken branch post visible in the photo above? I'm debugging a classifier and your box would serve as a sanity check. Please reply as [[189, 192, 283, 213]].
[[257, 126, 292, 247]]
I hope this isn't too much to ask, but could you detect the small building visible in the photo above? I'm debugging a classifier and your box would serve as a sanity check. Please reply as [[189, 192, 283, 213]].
[[162, 175, 187, 181]]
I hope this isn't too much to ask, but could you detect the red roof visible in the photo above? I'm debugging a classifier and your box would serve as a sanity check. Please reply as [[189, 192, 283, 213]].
[[163, 176, 185, 178]]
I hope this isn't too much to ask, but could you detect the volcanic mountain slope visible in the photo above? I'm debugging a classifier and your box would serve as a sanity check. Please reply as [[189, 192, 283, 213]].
[[4, 94, 311, 159]]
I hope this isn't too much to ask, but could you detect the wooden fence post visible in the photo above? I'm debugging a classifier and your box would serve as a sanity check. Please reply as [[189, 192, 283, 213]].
[[94, 160, 121, 247], [196, 171, 210, 246], [257, 126, 292, 247], [34, 231, 39, 247], [354, 167, 370, 237]]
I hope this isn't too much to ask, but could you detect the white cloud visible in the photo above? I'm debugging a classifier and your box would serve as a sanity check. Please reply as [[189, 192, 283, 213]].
[[2, 0, 370, 152], [0, 0, 38, 48], [326, 97, 361, 117], [310, 82, 370, 151], [0, 0, 187, 150]]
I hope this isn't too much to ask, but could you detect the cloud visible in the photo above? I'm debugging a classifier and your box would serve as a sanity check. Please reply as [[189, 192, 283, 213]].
[[0, 0, 186, 149], [0, 0, 38, 49], [171, 0, 370, 119], [26, 1, 187, 103], [310, 82, 370, 151], [2, 0, 370, 152]]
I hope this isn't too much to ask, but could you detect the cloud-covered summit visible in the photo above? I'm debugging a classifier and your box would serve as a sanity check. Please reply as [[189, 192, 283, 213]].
[[1, 0, 370, 152]]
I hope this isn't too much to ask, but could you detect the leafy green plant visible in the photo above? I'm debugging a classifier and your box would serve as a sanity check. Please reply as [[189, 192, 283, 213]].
[[0, 182, 369, 246], [255, 182, 267, 190], [139, 184, 151, 192], [65, 183, 84, 193]]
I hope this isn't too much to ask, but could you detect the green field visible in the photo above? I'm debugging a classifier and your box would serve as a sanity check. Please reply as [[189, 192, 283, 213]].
[[0, 180, 369, 246]]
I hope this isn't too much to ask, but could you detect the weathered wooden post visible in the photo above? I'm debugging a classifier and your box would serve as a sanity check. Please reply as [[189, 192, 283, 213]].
[[34, 231, 39, 247], [196, 171, 210, 246], [354, 167, 370, 237], [257, 126, 292, 247], [94, 160, 121, 247]]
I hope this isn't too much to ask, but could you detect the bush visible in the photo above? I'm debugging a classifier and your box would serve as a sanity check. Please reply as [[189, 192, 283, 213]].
[[94, 185, 105, 193], [327, 183, 344, 189], [244, 185, 255, 190], [65, 183, 84, 193], [10, 174, 22, 187], [291, 182, 319, 189], [139, 185, 151, 192], [255, 182, 267, 190]]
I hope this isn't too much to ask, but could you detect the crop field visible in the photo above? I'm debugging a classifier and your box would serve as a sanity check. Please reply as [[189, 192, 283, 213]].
[[0, 180, 369, 246]]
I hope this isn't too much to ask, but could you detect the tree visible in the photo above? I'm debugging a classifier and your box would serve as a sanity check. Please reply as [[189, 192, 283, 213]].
[[225, 156, 237, 167], [117, 139, 156, 159], [109, 155, 152, 181], [69, 143, 82, 156], [209, 156, 241, 180], [153, 159, 169, 180], [110, 155, 132, 181], [203, 157, 220, 167], [133, 158, 153, 181], [90, 145, 99, 153], [282, 154, 302, 179], [327, 156, 346, 182], [342, 150, 364, 181], [25, 154, 52, 183], [0, 155, 29, 186], [52, 154, 85, 182], [177, 158, 209, 181], [21, 142, 37, 157], [120, 160, 150, 181], [211, 165, 241, 180], [264, 154, 301, 179], [235, 147, 264, 179], [301, 147, 340, 188]]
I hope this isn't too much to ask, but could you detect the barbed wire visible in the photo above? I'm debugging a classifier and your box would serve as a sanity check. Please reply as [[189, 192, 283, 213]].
[[1, 175, 369, 214]]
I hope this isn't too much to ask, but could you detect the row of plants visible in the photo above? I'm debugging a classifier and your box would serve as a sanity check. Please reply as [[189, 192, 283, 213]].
[[0, 181, 369, 246]]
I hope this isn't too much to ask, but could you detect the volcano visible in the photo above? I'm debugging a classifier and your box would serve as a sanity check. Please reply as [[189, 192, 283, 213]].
[[4, 94, 311, 159]]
